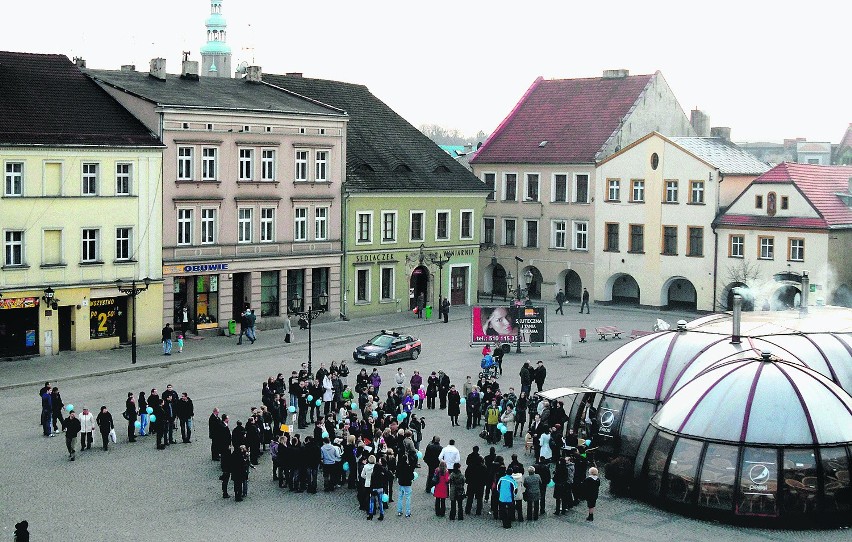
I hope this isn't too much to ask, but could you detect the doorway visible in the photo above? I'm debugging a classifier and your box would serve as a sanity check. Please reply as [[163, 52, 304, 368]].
[[232, 272, 248, 321], [409, 266, 429, 310], [451, 267, 467, 305], [58, 306, 73, 351]]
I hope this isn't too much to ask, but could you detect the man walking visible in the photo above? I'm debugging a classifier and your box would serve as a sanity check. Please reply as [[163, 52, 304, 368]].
[[246, 308, 257, 343], [65, 410, 81, 461], [555, 289, 566, 315], [237, 310, 250, 345], [78, 407, 95, 451], [161, 323, 173, 355], [534, 361, 547, 393], [579, 288, 590, 314]]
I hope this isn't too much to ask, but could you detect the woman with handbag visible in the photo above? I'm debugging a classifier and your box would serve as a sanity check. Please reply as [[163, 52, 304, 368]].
[[95, 406, 114, 451], [432, 460, 451, 517]]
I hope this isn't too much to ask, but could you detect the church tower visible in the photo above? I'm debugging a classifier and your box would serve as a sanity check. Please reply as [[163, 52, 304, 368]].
[[200, 0, 232, 77]]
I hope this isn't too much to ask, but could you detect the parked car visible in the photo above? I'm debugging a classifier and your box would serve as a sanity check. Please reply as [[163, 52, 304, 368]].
[[353, 330, 421, 365]]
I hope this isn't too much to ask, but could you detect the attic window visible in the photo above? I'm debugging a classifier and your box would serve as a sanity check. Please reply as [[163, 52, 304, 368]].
[[357, 163, 375, 172], [299, 128, 306, 134], [434, 165, 451, 173], [207, 123, 214, 131], [539, 141, 548, 147], [266, 126, 272, 133], [394, 164, 412, 173], [651, 153, 659, 170], [319, 128, 326, 135], [182, 123, 190, 130], [243, 125, 250, 132]]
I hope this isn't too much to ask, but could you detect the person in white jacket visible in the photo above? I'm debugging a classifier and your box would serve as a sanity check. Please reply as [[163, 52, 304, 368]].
[[394, 368, 406, 391], [78, 407, 96, 451], [322, 374, 334, 416]]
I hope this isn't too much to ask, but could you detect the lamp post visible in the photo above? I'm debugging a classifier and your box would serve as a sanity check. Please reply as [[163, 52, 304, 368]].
[[429, 250, 452, 315], [506, 256, 532, 353], [288, 290, 328, 377], [115, 277, 151, 365]]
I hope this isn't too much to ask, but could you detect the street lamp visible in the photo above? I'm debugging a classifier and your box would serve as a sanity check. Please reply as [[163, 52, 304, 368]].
[[115, 277, 151, 364], [288, 290, 328, 377], [429, 250, 452, 316]]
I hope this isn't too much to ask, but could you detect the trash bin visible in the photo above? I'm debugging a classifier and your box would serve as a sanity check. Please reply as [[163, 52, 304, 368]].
[[561, 334, 573, 357], [228, 319, 237, 336], [424, 305, 433, 319]]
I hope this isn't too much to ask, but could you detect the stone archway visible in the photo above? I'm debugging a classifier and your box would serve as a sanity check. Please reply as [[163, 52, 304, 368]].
[[721, 282, 754, 311], [524, 266, 543, 300], [606, 273, 640, 306], [490, 264, 507, 297], [663, 277, 697, 311], [409, 265, 429, 310], [770, 284, 801, 310], [561, 269, 582, 302]]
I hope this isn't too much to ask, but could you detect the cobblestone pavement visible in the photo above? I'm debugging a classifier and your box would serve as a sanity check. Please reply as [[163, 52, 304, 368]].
[[1, 303, 846, 540]]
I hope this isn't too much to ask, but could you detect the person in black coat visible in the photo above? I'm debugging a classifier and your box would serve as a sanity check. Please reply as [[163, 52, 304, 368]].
[[124, 392, 137, 442], [245, 416, 261, 465], [423, 436, 442, 493], [219, 444, 233, 498], [208, 408, 222, 460], [447, 385, 461, 427], [152, 401, 167, 450], [96, 406, 114, 451], [64, 411, 81, 461], [426, 372, 439, 409], [231, 420, 246, 451], [583, 466, 601, 521], [231, 445, 250, 501], [176, 393, 194, 443], [438, 371, 451, 410], [51, 387, 65, 433], [464, 446, 486, 516], [533, 361, 547, 393]]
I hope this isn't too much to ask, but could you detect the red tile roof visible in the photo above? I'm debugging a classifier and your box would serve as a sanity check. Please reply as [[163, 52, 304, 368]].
[[715, 214, 829, 229], [753, 163, 852, 227], [470, 72, 656, 165]]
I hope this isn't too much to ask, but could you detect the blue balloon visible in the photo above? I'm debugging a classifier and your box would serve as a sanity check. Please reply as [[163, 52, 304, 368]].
[[371, 411, 378, 419], [416, 451, 423, 459], [401, 412, 408, 419], [149, 414, 157, 423], [307, 395, 313, 402], [382, 494, 389, 503], [412, 471, 419, 480], [351, 401, 359, 409], [66, 404, 74, 412], [397, 414, 405, 422], [585, 439, 592, 446], [288, 405, 296, 413], [342, 462, 350, 471], [315, 399, 322, 406], [322, 431, 329, 439], [146, 407, 153, 415], [460, 398, 466, 405], [547, 480, 555, 488], [134, 421, 142, 429], [499, 426, 507, 434]]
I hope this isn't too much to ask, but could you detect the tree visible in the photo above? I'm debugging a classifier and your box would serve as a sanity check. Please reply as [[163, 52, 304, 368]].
[[717, 260, 762, 311], [419, 124, 488, 147]]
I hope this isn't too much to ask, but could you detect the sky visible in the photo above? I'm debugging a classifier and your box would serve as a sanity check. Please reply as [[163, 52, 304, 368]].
[[3, 1, 849, 143]]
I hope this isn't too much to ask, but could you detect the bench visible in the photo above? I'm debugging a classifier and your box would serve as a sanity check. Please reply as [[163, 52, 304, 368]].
[[629, 329, 654, 340], [596, 326, 624, 340]]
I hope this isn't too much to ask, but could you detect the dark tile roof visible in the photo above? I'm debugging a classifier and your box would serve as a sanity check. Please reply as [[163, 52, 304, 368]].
[[470, 73, 655, 165], [263, 74, 488, 193], [0, 51, 162, 147], [752, 163, 852, 227], [671, 137, 770, 175], [87, 68, 345, 118]]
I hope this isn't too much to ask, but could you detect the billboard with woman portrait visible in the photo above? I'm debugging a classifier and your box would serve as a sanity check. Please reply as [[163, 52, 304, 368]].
[[472, 305, 545, 344]]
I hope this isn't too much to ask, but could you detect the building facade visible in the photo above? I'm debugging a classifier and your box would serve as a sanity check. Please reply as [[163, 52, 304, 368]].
[[90, 61, 347, 334], [470, 70, 694, 304], [262, 74, 489, 318], [0, 52, 164, 357]]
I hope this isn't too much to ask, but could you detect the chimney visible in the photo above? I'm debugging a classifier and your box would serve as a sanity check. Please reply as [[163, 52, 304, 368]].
[[181, 60, 199, 80], [121, 64, 136, 72], [602, 69, 629, 79], [800, 270, 809, 316], [711, 127, 731, 142], [246, 65, 262, 83], [149, 58, 167, 81], [690, 109, 710, 137], [73, 57, 86, 68], [731, 295, 742, 344]]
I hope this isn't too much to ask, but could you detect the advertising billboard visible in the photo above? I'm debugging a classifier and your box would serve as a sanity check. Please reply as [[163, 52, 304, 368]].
[[472, 305, 546, 344]]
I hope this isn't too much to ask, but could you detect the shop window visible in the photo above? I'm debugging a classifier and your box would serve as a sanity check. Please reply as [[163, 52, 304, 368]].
[[645, 432, 675, 497], [819, 446, 851, 514], [736, 447, 778, 517], [287, 269, 305, 310], [619, 401, 655, 458], [312, 267, 329, 309], [665, 438, 703, 504], [698, 443, 738, 510], [194, 275, 219, 329], [260, 271, 280, 317], [781, 448, 818, 517]]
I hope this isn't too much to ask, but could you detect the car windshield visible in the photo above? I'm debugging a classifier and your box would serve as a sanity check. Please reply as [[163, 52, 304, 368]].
[[368, 335, 394, 348]]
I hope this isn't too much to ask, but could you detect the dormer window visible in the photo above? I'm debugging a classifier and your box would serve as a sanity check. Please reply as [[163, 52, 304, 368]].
[[394, 164, 412, 173], [182, 122, 190, 129], [207, 123, 214, 131], [319, 128, 326, 135], [243, 125, 250, 132], [299, 128, 306, 134]]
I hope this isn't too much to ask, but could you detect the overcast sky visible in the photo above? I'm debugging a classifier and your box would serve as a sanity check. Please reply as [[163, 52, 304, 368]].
[[4, 1, 848, 143]]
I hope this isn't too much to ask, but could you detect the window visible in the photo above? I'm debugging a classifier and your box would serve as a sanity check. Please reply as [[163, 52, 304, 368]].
[[295, 150, 308, 181], [460, 210, 473, 240], [115, 227, 131, 261], [629, 224, 644, 253], [688, 226, 704, 256], [357, 212, 372, 243], [525, 173, 539, 201], [573, 221, 588, 250], [382, 211, 397, 242], [177, 209, 193, 246], [380, 267, 394, 300], [504, 219, 516, 246], [202, 148, 218, 180], [781, 196, 789, 210], [729, 235, 744, 258], [436, 211, 450, 240], [409, 211, 423, 241], [665, 180, 678, 203], [238, 208, 253, 243], [483, 218, 495, 245], [261, 149, 275, 181], [755, 195, 763, 209], [177, 147, 193, 180], [315, 207, 328, 241], [483, 173, 496, 201], [239, 148, 254, 181], [4, 231, 23, 266], [81, 228, 99, 262], [115, 163, 131, 195], [789, 238, 804, 261], [294, 207, 307, 241], [5, 162, 23, 196], [201, 208, 217, 245], [315, 151, 328, 181], [758, 236, 774, 259], [554, 174, 568, 202], [607, 179, 620, 202], [524, 219, 538, 248], [312, 268, 329, 309], [662, 226, 677, 255], [690, 181, 705, 204], [260, 208, 275, 242], [574, 174, 590, 203], [552, 220, 566, 249], [605, 223, 619, 252], [504, 173, 517, 201], [631, 179, 645, 202], [260, 271, 280, 317], [356, 268, 370, 302], [82, 163, 98, 195]]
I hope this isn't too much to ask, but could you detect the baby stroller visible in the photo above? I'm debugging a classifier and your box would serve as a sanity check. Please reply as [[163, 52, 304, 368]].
[[479, 354, 498, 380]]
